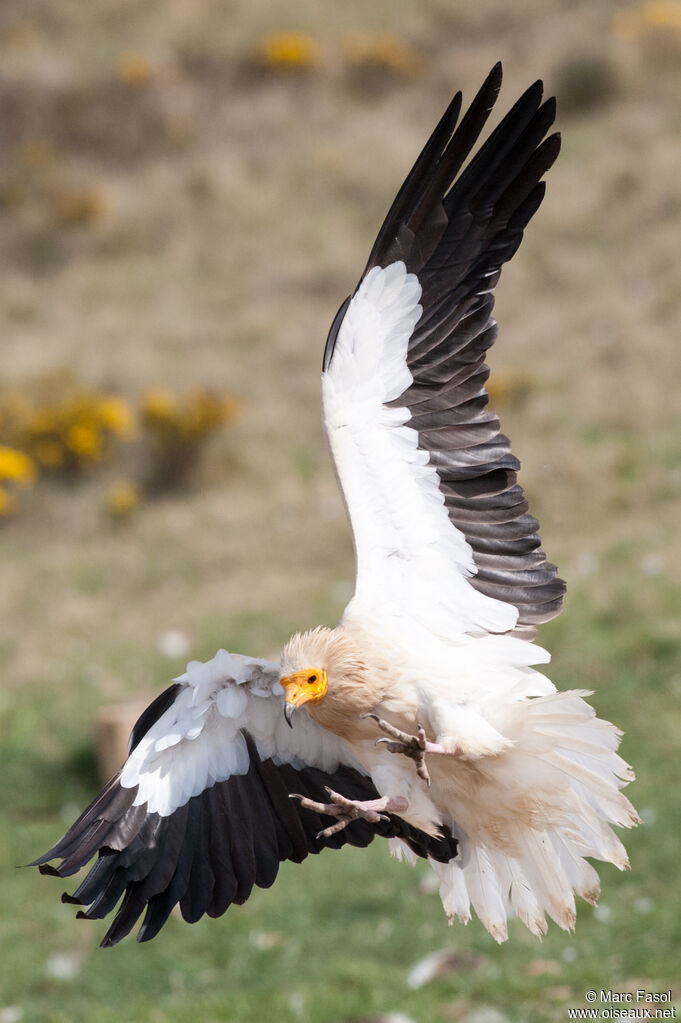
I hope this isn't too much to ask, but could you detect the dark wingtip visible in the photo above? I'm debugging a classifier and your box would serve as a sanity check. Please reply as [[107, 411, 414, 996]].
[[38, 862, 62, 877], [539, 132, 562, 173], [482, 61, 504, 101], [543, 95, 557, 120], [28, 850, 57, 869]]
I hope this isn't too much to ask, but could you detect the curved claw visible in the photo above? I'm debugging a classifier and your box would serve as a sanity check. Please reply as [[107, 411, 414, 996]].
[[364, 715, 434, 787], [291, 788, 408, 839]]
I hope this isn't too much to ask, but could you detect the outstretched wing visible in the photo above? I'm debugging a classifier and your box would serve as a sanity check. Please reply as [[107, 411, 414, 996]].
[[322, 64, 565, 642], [32, 651, 457, 946]]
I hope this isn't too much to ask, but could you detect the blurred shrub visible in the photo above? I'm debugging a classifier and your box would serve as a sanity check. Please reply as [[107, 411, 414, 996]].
[[614, 1, 681, 40], [15, 393, 134, 474], [254, 32, 320, 73], [0, 138, 55, 214], [553, 55, 618, 114], [0, 137, 107, 237], [0, 379, 239, 522], [15, 138, 55, 173], [51, 186, 108, 228], [343, 33, 424, 90], [486, 371, 533, 410], [116, 52, 154, 87], [141, 386, 239, 492], [0, 67, 189, 169], [0, 445, 36, 517], [105, 479, 141, 520], [613, 1, 681, 60]]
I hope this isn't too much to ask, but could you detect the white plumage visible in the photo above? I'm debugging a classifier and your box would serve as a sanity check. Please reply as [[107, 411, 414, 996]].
[[324, 261, 518, 638], [33, 64, 638, 949], [119, 650, 361, 816]]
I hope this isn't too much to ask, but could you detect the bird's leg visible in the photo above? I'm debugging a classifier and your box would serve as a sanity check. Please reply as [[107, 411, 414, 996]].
[[361, 713, 453, 788], [290, 787, 409, 840]]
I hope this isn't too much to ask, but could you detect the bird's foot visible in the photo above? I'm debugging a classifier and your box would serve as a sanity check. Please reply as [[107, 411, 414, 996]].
[[361, 713, 452, 787], [290, 787, 409, 840]]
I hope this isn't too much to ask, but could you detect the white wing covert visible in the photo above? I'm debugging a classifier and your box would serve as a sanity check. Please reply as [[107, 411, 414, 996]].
[[33, 650, 457, 945]]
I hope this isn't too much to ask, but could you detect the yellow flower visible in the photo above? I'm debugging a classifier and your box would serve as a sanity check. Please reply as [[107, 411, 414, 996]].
[[257, 32, 320, 71], [142, 387, 176, 423], [0, 446, 36, 485], [66, 423, 101, 459], [117, 51, 154, 86], [96, 396, 135, 438], [613, 1, 681, 40], [644, 0, 681, 30], [106, 480, 141, 518]]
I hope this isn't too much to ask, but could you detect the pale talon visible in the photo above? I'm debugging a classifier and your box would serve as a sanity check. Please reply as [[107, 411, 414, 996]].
[[364, 715, 453, 788], [290, 788, 408, 839]]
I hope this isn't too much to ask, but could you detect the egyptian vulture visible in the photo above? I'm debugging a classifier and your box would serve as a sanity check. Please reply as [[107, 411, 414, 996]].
[[33, 64, 639, 947]]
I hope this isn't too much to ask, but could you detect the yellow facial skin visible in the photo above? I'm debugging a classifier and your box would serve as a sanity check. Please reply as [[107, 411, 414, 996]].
[[280, 668, 327, 725]]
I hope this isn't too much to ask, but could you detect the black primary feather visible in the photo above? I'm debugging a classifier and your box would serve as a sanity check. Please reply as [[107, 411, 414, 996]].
[[32, 705, 457, 946]]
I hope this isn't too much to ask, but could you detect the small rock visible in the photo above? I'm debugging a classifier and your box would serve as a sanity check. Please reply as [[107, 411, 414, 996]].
[[249, 930, 286, 950], [407, 948, 483, 988], [156, 629, 191, 659], [633, 896, 654, 914], [546, 987, 573, 1001], [0, 1008, 23, 1023], [344, 1015, 416, 1023], [45, 952, 82, 981], [463, 1007, 509, 1023], [639, 553, 663, 577], [524, 959, 562, 977]]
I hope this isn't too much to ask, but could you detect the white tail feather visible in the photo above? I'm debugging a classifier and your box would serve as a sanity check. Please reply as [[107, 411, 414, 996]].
[[462, 842, 510, 942], [420, 688, 638, 941], [429, 856, 471, 924], [508, 859, 548, 937]]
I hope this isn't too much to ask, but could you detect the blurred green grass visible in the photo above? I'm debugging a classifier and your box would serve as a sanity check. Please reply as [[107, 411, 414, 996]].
[[4, 587, 680, 1023], [1, 0, 680, 1021]]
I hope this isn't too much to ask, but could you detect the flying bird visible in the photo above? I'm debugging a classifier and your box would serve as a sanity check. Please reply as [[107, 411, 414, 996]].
[[32, 63, 639, 947]]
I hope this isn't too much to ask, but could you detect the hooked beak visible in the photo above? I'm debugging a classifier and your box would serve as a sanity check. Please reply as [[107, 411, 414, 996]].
[[280, 673, 302, 728], [280, 670, 324, 727]]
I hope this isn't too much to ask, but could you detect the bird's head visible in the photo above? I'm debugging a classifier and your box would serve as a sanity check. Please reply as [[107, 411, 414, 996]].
[[280, 666, 328, 725], [279, 626, 365, 727]]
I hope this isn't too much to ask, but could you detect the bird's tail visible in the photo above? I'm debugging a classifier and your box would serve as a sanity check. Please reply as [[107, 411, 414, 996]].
[[392, 690, 639, 941]]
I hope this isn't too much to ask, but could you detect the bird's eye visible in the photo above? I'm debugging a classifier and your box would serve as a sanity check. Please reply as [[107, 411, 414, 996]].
[[308, 674, 317, 684]]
